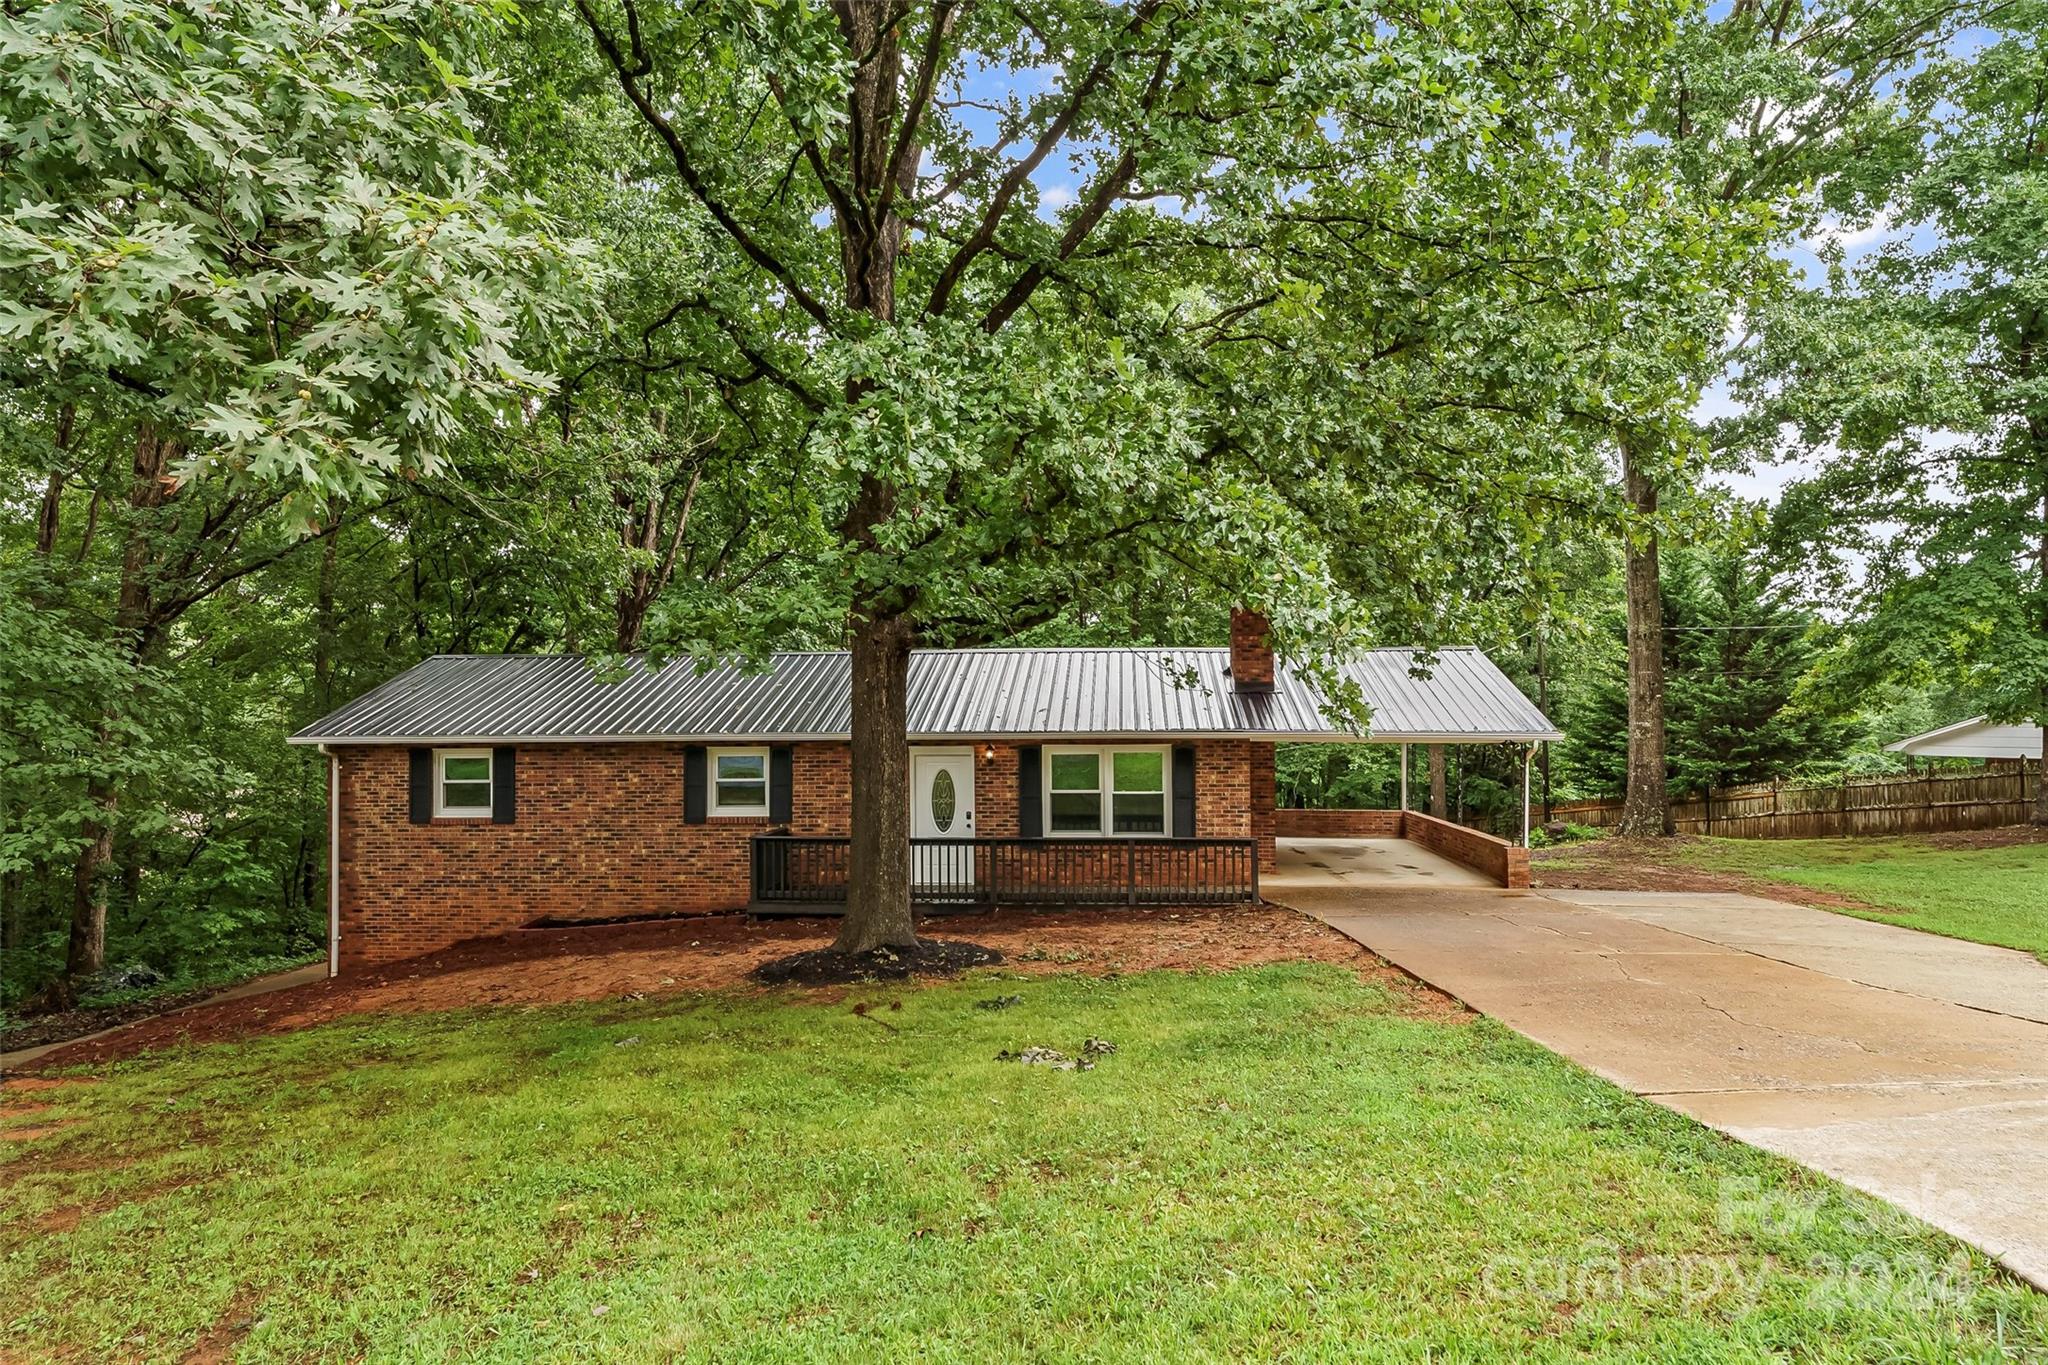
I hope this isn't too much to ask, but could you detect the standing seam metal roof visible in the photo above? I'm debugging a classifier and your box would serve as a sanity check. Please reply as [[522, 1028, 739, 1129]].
[[289, 647, 1561, 745]]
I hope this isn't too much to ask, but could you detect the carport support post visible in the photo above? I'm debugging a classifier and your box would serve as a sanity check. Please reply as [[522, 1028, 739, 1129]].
[[1521, 744, 1533, 847], [1399, 743, 1410, 812]]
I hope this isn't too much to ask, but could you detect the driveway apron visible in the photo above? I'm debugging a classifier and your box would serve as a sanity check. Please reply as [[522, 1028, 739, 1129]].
[[1273, 885, 2048, 1291]]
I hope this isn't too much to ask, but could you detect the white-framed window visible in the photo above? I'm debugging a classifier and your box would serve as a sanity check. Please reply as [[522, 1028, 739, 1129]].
[[709, 746, 771, 817], [434, 747, 494, 819], [1043, 745, 1170, 837]]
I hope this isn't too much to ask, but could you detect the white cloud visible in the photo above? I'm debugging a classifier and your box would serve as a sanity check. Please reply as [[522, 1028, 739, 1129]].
[[1807, 209, 1899, 255]]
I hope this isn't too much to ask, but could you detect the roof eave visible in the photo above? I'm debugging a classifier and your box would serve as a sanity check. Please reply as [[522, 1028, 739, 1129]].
[[1884, 715, 1992, 752], [290, 728, 1563, 746]]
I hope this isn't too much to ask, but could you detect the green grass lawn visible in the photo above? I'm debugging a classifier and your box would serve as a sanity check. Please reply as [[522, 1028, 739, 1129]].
[[4, 965, 2041, 1361], [1672, 836, 2048, 962]]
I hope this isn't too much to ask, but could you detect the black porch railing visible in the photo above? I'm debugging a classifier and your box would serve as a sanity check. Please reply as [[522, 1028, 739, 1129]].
[[749, 835, 1258, 913]]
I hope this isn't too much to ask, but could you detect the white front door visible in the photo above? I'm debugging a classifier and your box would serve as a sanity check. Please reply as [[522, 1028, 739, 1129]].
[[910, 749, 975, 890]]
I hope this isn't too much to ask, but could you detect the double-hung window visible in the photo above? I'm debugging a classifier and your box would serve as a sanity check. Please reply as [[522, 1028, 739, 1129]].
[[434, 748, 494, 819], [709, 747, 770, 817], [1044, 746, 1168, 836]]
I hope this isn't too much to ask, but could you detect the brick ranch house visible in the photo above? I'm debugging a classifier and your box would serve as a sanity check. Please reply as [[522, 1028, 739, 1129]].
[[292, 611, 1559, 973]]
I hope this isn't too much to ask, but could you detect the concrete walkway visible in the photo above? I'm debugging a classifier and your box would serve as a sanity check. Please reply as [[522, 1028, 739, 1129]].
[[1272, 885, 2048, 1291], [0, 962, 328, 1074]]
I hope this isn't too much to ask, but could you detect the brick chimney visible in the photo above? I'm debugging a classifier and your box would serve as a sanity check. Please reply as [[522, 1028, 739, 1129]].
[[1228, 608, 1275, 692]]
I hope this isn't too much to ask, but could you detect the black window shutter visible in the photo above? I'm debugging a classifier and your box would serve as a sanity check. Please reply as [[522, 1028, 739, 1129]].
[[1017, 745, 1042, 839], [408, 747, 432, 824], [683, 745, 707, 824], [491, 747, 516, 824], [769, 746, 793, 824], [1172, 745, 1197, 839]]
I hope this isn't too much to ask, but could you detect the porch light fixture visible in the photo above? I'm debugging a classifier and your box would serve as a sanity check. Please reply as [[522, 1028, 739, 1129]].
[[983, 744, 996, 762]]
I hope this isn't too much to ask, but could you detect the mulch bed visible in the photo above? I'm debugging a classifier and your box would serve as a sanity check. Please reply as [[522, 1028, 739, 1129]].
[[752, 938, 1004, 985], [1919, 824, 2048, 851], [1530, 836, 1879, 908], [15, 905, 1443, 1073]]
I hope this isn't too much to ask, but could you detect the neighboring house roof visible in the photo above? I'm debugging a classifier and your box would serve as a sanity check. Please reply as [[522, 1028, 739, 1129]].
[[290, 646, 1561, 746], [1885, 716, 2045, 760]]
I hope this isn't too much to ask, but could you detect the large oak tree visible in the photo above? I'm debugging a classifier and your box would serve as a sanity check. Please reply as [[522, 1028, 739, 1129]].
[[564, 0, 1734, 951]]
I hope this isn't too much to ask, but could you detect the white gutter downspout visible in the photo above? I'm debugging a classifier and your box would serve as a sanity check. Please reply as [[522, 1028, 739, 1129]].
[[321, 743, 339, 978], [1399, 742, 1410, 813]]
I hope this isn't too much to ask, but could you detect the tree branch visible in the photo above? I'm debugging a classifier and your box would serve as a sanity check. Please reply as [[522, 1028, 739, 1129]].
[[981, 46, 1172, 334], [573, 0, 833, 327], [923, 0, 1166, 318], [874, 0, 959, 225]]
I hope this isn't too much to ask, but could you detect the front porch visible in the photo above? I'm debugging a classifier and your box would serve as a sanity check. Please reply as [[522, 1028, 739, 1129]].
[[748, 835, 1260, 914]]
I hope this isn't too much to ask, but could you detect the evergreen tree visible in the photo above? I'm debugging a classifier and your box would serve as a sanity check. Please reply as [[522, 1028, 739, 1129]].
[[1568, 544, 1839, 798], [1663, 547, 1840, 794]]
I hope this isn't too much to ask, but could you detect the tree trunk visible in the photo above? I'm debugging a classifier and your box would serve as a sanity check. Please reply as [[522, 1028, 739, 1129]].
[[314, 521, 340, 713], [1616, 441, 1671, 837], [834, 606, 916, 952], [822, 0, 926, 952], [2037, 485, 2047, 825], [1427, 744, 1447, 818], [2036, 724, 2047, 828], [66, 802, 114, 990], [34, 404, 74, 557], [63, 424, 174, 995], [615, 586, 652, 654], [35, 472, 65, 558], [1536, 630, 1553, 821]]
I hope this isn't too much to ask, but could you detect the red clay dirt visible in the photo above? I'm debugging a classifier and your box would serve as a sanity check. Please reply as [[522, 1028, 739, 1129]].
[[20, 906, 1444, 1071], [0, 1077, 95, 1094], [1531, 837, 1876, 910], [0, 1121, 83, 1142], [1919, 824, 2048, 851]]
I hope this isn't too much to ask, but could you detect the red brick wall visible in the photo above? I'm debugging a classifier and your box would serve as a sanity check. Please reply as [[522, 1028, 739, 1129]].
[[336, 742, 849, 970], [334, 736, 1269, 969], [1273, 808, 1405, 838], [974, 744, 1019, 838], [1248, 743, 1277, 871], [1398, 811, 1530, 888], [1193, 738, 1251, 841]]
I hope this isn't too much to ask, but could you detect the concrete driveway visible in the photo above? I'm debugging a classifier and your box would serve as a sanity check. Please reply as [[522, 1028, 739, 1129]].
[[1266, 835, 1497, 890], [1272, 884, 2048, 1290]]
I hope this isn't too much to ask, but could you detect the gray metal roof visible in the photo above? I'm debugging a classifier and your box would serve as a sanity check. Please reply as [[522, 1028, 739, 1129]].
[[290, 647, 1560, 746]]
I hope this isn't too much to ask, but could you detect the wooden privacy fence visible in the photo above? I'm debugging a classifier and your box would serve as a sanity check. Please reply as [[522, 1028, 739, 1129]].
[[1550, 767, 2037, 840]]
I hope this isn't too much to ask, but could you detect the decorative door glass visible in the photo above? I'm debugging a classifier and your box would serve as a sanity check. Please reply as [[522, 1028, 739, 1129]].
[[930, 768, 956, 832]]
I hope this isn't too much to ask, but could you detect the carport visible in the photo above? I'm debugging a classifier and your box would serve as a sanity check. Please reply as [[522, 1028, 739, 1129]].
[[1269, 648, 1562, 887], [1265, 835, 1498, 889]]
